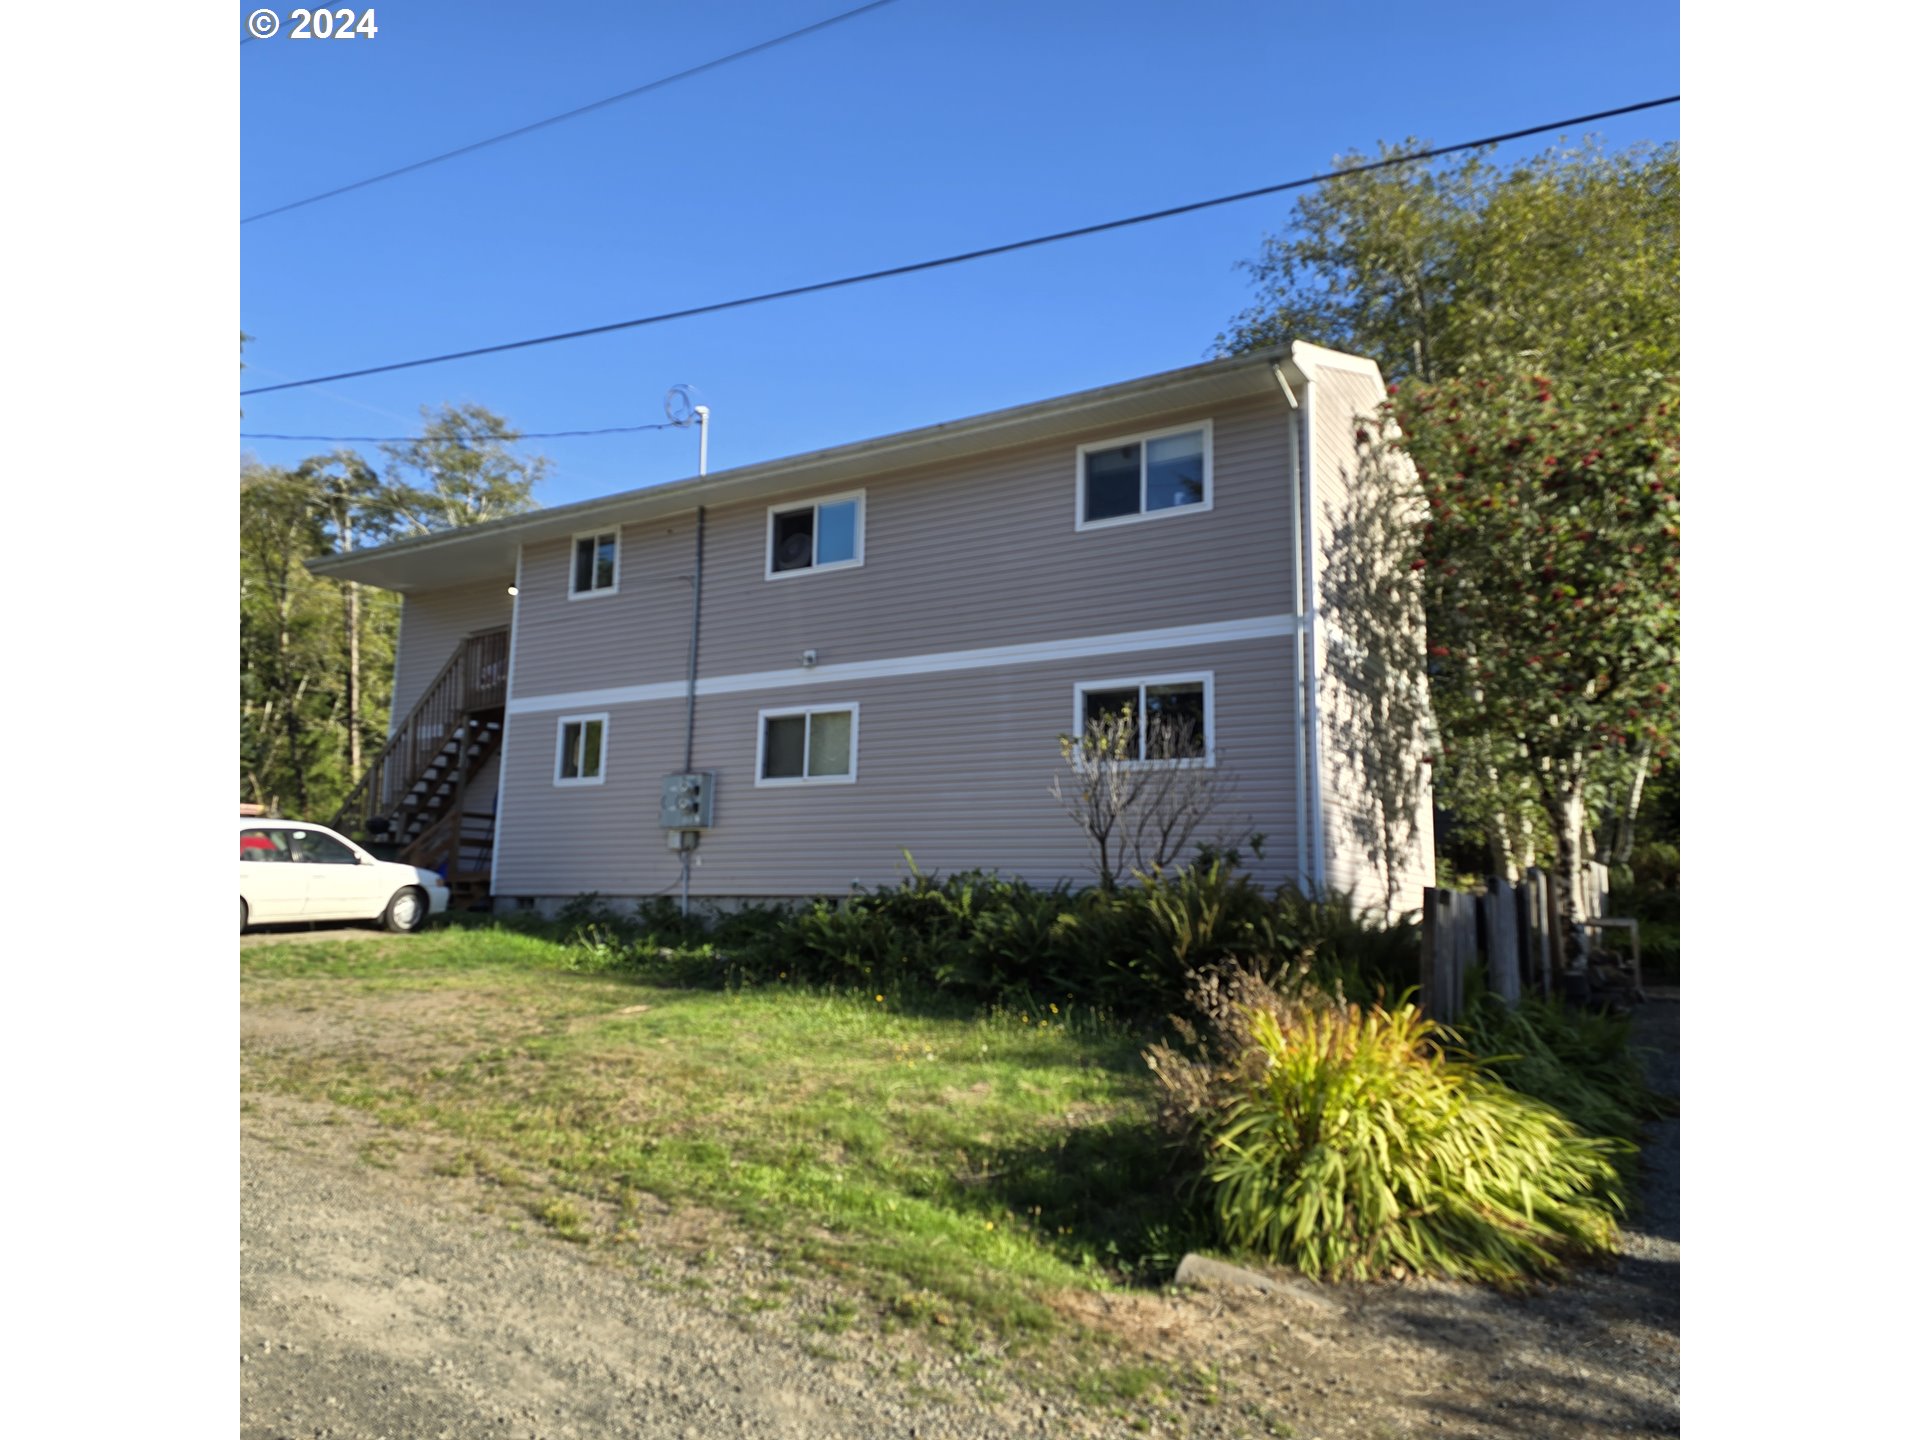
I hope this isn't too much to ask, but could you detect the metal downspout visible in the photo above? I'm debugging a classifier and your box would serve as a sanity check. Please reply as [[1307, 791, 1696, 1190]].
[[679, 506, 706, 916], [683, 506, 706, 773], [1299, 382, 1327, 894], [1276, 366, 1310, 894], [488, 546, 524, 900]]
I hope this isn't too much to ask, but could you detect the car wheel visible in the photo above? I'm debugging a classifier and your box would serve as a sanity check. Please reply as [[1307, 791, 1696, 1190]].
[[240, 897, 250, 934], [382, 886, 428, 933]]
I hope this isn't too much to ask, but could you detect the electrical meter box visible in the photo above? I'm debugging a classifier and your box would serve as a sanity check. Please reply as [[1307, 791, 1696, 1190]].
[[659, 771, 715, 830]]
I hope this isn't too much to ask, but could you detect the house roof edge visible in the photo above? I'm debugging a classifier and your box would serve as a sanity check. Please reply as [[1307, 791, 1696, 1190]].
[[306, 343, 1351, 591]]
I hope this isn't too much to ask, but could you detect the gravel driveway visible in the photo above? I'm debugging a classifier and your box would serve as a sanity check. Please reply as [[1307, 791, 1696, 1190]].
[[242, 1095, 1051, 1440]]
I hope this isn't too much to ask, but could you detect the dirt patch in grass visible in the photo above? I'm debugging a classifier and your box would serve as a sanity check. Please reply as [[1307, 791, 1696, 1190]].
[[241, 924, 391, 948], [241, 973, 577, 1074]]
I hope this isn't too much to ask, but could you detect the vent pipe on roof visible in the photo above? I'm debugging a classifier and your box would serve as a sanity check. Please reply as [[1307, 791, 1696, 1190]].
[[665, 385, 710, 476]]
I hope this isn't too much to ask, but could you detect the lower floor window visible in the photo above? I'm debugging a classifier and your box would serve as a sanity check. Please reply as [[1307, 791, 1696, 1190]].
[[1075, 675, 1210, 762], [758, 704, 857, 784], [555, 714, 608, 785]]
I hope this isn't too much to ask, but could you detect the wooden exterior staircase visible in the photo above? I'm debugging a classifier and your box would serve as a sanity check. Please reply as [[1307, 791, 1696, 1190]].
[[331, 627, 509, 909]]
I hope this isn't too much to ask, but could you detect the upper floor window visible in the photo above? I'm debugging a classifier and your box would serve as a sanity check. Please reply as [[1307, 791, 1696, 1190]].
[[571, 531, 620, 599], [1072, 673, 1213, 765], [767, 492, 864, 579], [756, 703, 858, 785], [554, 714, 608, 786], [1076, 421, 1213, 530]]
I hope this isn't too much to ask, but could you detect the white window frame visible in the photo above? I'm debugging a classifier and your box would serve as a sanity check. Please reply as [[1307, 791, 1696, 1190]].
[[1069, 671, 1215, 768], [765, 489, 866, 581], [754, 702, 860, 786], [568, 528, 621, 601], [1074, 419, 1214, 532], [552, 712, 610, 786]]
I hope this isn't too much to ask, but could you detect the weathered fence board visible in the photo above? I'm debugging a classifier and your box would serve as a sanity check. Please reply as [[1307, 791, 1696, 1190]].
[[1525, 867, 1554, 996], [1485, 876, 1522, 1006], [1450, 895, 1474, 1018], [1421, 868, 1567, 1020], [1420, 888, 1478, 1022]]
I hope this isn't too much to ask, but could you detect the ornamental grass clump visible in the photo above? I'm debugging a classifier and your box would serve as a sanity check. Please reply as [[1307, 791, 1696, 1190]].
[[1147, 969, 1625, 1288]]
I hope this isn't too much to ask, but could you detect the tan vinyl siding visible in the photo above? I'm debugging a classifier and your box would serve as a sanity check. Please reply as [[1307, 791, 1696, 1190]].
[[390, 577, 515, 731], [509, 521, 701, 700], [505, 396, 1299, 705], [493, 639, 1300, 900], [1307, 366, 1434, 911]]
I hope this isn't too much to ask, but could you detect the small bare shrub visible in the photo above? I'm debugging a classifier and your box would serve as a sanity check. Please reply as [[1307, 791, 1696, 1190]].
[[1051, 709, 1240, 890]]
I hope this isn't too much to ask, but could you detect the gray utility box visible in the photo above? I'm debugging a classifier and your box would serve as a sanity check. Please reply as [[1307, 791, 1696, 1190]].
[[659, 771, 716, 830]]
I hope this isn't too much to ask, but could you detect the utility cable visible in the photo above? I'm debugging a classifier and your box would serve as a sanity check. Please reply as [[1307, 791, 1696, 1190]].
[[240, 421, 683, 442], [240, 94, 1679, 397], [241, 0, 903, 223]]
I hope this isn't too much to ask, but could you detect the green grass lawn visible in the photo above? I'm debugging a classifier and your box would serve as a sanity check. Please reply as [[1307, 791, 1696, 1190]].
[[242, 925, 1185, 1347]]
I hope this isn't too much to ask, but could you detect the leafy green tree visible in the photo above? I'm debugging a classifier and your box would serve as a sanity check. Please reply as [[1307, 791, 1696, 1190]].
[[1385, 370, 1678, 965], [239, 402, 545, 818], [1218, 140, 1678, 385], [1219, 136, 1680, 905], [379, 403, 547, 534], [295, 451, 394, 778], [240, 459, 400, 817], [240, 464, 343, 815]]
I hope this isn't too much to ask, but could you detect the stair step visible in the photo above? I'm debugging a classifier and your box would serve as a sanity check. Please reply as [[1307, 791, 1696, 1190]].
[[334, 642, 510, 838]]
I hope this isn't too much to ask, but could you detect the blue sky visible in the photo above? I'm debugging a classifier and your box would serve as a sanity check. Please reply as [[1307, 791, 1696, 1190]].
[[240, 0, 1679, 507]]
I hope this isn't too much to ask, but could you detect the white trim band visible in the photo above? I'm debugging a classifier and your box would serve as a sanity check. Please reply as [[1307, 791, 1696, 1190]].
[[507, 613, 1302, 716]]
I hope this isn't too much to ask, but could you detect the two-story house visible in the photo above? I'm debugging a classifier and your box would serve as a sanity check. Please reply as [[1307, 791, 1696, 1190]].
[[308, 342, 1435, 913]]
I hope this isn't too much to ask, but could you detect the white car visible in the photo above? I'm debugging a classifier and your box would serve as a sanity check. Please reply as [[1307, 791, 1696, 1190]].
[[240, 819, 451, 933]]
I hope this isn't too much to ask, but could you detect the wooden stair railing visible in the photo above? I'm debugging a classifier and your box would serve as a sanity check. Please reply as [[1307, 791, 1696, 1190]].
[[330, 626, 510, 843], [402, 807, 497, 909]]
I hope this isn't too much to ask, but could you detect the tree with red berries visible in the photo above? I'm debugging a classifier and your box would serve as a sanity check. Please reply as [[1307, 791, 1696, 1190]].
[[1386, 371, 1678, 970], [1222, 131, 1680, 924]]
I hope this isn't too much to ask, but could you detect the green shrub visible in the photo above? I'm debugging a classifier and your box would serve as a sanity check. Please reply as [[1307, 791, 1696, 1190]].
[[725, 861, 1410, 1017], [1264, 887, 1421, 1000], [1637, 919, 1679, 983], [748, 868, 1083, 998], [1447, 990, 1657, 1141], [1623, 840, 1680, 894], [1610, 840, 1680, 932], [1148, 969, 1625, 1288], [537, 863, 1424, 1023]]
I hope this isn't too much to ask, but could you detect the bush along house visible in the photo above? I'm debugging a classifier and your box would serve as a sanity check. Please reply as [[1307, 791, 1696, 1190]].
[[307, 343, 1436, 915]]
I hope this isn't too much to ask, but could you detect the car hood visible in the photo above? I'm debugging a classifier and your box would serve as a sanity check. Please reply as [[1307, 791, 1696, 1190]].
[[372, 860, 450, 890]]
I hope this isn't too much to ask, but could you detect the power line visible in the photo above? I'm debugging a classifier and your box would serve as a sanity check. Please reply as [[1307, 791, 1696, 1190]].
[[241, 0, 904, 224], [241, 94, 1679, 398], [240, 422, 684, 442]]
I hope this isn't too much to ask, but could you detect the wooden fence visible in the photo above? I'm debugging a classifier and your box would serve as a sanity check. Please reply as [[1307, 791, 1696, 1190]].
[[1419, 862, 1618, 1021]]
